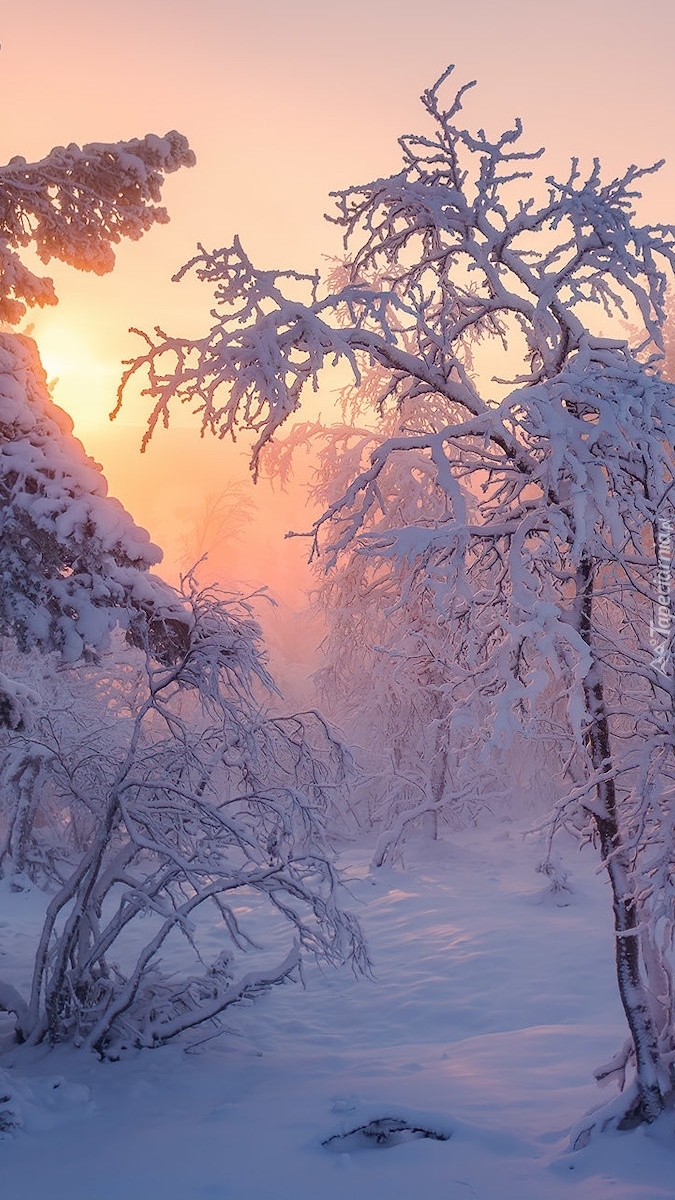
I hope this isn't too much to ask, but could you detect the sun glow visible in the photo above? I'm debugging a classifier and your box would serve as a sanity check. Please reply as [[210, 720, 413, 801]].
[[32, 316, 121, 434]]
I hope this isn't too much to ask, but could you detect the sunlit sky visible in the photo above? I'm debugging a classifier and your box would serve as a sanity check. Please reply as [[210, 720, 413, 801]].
[[2, 0, 675, 613]]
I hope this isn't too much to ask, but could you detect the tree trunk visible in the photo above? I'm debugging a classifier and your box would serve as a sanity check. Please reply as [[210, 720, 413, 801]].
[[5, 757, 41, 881], [577, 556, 666, 1123]]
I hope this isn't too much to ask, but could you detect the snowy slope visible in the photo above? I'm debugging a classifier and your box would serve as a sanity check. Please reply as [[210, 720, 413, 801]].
[[1, 823, 674, 1199]]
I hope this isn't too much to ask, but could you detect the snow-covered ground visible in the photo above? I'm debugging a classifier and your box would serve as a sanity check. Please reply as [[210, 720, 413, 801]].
[[1, 822, 674, 1199]]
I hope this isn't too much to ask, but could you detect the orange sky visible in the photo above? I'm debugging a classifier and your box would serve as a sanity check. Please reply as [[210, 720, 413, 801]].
[[2, 0, 675, 635]]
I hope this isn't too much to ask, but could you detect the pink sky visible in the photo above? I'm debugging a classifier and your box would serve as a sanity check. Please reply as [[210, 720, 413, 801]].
[[2, 0, 674, 612]]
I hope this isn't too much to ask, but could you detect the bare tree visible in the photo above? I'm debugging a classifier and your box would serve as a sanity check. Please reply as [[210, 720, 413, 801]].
[[176, 480, 257, 583], [121, 68, 675, 1127]]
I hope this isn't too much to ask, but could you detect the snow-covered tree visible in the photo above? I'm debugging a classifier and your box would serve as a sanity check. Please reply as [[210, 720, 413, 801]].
[[121, 69, 675, 1127], [0, 132, 196, 698]]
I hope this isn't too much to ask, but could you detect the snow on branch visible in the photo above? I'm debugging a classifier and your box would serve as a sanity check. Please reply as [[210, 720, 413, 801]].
[[119, 67, 675, 490], [0, 131, 195, 323]]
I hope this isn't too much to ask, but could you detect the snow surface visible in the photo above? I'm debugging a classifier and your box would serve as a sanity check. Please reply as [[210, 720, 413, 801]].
[[1, 823, 674, 1199]]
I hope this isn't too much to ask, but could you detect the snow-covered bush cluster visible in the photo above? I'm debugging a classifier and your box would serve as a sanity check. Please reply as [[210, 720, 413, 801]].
[[0, 584, 363, 1057]]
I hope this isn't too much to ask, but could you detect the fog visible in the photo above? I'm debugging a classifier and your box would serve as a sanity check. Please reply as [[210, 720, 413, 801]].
[[79, 416, 329, 705]]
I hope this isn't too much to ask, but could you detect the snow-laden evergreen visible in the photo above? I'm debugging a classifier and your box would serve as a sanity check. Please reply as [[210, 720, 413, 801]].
[[0, 334, 187, 664]]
